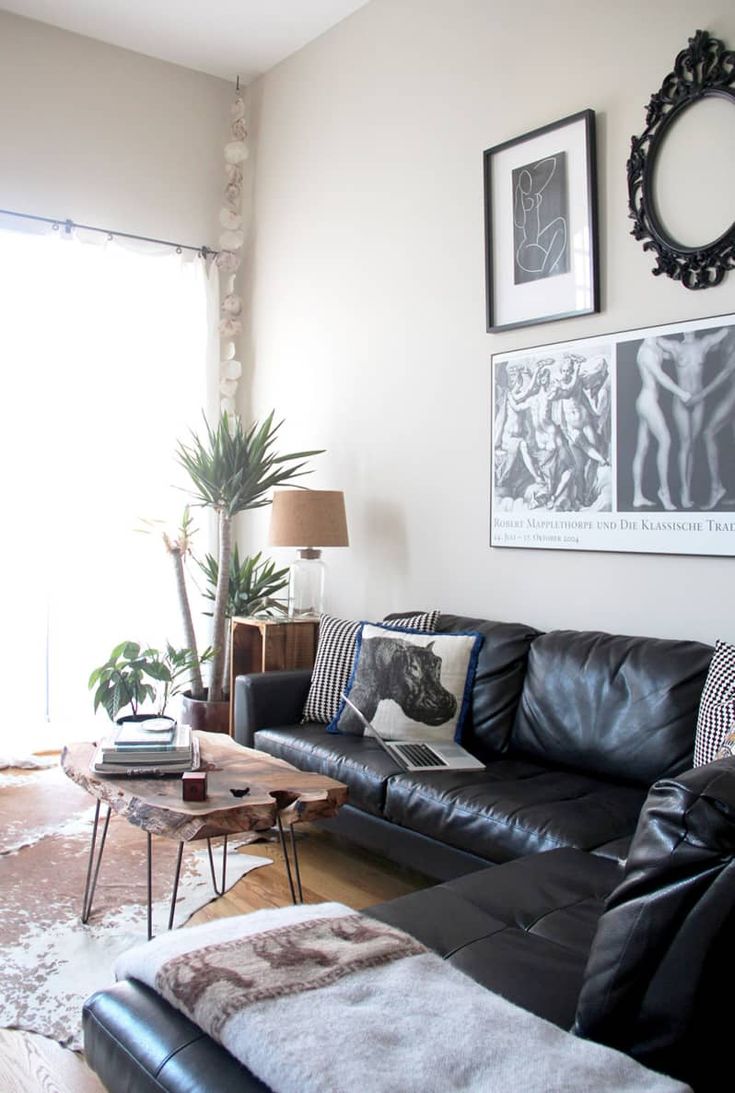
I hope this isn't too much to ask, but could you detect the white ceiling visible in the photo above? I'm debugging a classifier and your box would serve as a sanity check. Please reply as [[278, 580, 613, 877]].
[[0, 0, 371, 81]]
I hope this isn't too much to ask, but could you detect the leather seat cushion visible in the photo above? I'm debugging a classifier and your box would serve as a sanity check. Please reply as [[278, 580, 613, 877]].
[[384, 760, 646, 862], [254, 726, 401, 816], [368, 848, 620, 1028]]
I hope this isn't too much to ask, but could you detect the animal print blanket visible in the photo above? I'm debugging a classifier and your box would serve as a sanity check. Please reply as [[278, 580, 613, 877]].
[[116, 903, 690, 1093]]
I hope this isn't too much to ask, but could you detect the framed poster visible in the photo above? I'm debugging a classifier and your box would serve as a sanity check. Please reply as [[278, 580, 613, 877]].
[[490, 312, 735, 556], [483, 110, 599, 332]]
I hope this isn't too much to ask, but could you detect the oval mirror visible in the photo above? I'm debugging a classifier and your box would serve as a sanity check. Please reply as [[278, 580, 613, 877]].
[[628, 29, 735, 289]]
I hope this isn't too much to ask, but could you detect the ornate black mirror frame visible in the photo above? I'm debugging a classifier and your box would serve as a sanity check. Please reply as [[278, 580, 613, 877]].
[[627, 29, 735, 290]]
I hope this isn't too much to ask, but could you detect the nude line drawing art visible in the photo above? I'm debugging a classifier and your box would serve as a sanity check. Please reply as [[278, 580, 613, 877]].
[[512, 152, 570, 286]]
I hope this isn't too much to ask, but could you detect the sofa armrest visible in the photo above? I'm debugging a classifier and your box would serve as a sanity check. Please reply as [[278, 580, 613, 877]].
[[233, 669, 313, 747]]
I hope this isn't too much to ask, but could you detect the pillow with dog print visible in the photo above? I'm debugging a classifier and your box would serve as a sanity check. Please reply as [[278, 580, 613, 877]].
[[327, 622, 484, 743]]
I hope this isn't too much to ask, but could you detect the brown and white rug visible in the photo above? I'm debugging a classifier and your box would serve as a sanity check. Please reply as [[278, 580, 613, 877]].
[[0, 764, 272, 1050]]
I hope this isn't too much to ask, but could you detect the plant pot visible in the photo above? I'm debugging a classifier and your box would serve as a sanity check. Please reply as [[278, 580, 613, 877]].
[[115, 713, 177, 728], [180, 691, 230, 735]]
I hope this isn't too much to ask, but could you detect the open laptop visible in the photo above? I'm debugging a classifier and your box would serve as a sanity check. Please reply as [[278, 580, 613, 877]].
[[340, 693, 485, 772]]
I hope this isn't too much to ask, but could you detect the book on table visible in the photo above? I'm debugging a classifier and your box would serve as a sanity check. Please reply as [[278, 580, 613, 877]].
[[99, 722, 192, 765], [91, 733, 200, 775]]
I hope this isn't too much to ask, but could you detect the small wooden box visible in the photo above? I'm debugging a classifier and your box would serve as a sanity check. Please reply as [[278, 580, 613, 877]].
[[182, 771, 207, 801]]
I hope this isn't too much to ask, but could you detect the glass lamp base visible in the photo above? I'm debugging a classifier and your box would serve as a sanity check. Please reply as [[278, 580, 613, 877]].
[[288, 549, 325, 617]]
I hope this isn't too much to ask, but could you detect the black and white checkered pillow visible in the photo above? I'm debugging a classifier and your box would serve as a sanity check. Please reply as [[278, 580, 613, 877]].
[[694, 640, 735, 766], [302, 610, 440, 724]]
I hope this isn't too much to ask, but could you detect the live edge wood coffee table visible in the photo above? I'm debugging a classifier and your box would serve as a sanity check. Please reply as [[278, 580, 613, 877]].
[[61, 731, 347, 938]]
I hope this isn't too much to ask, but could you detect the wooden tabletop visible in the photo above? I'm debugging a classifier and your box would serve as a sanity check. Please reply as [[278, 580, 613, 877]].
[[61, 731, 348, 842]]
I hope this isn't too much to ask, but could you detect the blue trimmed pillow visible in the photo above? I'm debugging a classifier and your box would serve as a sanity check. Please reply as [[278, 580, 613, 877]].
[[301, 610, 439, 725], [328, 622, 484, 743]]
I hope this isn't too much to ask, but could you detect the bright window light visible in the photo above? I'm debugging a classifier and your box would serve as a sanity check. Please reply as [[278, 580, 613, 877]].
[[0, 226, 212, 754]]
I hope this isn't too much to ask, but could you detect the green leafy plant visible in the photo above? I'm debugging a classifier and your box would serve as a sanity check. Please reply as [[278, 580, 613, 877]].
[[174, 411, 322, 702], [88, 641, 213, 722], [199, 546, 289, 619]]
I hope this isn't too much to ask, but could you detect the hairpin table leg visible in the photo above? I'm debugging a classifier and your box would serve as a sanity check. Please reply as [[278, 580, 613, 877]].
[[81, 800, 112, 924], [276, 815, 303, 904], [147, 832, 153, 940], [206, 836, 229, 896], [167, 842, 185, 930]]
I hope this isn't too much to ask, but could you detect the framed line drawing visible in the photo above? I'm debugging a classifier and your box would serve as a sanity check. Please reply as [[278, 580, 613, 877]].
[[490, 312, 735, 557], [484, 110, 600, 333]]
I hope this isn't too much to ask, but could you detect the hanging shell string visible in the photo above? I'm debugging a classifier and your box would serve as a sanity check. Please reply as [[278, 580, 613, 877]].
[[215, 87, 248, 423]]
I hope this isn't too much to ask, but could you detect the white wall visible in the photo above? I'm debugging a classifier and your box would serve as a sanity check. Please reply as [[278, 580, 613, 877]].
[[0, 11, 230, 245], [244, 0, 735, 644]]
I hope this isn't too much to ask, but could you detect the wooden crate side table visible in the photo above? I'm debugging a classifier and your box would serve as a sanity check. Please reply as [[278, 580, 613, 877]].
[[229, 616, 319, 734]]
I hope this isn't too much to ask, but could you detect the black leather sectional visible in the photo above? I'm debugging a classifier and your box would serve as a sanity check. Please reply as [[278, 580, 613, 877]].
[[83, 616, 731, 1092], [237, 614, 713, 876]]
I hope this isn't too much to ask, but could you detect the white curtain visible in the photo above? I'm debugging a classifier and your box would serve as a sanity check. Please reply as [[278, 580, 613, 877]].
[[0, 224, 218, 757]]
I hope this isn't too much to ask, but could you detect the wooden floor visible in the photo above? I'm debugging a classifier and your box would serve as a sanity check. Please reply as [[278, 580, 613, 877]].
[[1, 822, 432, 1093]]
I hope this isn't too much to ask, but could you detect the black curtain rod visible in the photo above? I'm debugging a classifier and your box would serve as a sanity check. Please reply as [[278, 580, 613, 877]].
[[0, 207, 216, 258]]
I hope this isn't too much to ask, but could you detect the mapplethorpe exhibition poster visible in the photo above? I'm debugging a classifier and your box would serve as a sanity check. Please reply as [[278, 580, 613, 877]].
[[491, 313, 735, 556]]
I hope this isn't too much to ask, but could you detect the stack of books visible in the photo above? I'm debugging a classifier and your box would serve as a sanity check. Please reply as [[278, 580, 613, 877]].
[[92, 719, 195, 774]]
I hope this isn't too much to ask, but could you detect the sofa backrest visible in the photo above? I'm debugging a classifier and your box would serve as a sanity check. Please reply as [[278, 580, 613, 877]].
[[509, 629, 712, 785], [438, 614, 540, 761], [573, 757, 735, 1091]]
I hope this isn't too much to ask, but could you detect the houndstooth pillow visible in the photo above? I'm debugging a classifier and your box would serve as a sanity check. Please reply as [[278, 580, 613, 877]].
[[694, 640, 735, 766], [302, 610, 440, 724]]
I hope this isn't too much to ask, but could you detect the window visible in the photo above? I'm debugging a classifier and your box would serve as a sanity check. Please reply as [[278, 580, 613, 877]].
[[0, 226, 215, 754]]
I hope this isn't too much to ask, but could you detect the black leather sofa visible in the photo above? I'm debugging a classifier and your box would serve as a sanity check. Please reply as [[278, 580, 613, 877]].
[[234, 614, 713, 878], [84, 756, 735, 1092], [82, 617, 723, 1091]]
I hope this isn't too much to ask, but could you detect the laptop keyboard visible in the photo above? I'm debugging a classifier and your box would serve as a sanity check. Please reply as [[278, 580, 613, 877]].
[[393, 742, 445, 768]]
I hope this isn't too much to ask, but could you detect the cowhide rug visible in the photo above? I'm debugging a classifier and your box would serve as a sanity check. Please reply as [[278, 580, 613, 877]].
[[0, 764, 272, 1050]]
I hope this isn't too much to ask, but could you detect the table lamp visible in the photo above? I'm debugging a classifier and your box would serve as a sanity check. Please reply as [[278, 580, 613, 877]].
[[268, 490, 349, 617]]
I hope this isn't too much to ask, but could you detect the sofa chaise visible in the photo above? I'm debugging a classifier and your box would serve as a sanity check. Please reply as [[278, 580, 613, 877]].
[[84, 754, 735, 1091]]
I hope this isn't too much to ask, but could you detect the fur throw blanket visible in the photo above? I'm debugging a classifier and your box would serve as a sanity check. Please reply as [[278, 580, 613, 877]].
[[116, 902, 689, 1093]]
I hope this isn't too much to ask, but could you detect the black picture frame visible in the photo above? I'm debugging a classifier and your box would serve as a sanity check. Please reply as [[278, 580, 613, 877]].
[[627, 29, 735, 290], [483, 109, 600, 333]]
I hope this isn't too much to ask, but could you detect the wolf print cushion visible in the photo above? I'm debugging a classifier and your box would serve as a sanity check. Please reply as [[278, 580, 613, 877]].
[[301, 611, 440, 725], [694, 640, 735, 766], [328, 623, 484, 743]]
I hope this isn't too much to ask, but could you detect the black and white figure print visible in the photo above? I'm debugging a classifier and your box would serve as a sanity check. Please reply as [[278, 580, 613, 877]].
[[493, 348, 612, 513], [512, 152, 570, 285], [617, 326, 735, 512]]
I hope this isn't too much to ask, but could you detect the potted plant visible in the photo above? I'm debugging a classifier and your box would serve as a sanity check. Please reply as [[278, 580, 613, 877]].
[[88, 641, 210, 724], [172, 411, 321, 729]]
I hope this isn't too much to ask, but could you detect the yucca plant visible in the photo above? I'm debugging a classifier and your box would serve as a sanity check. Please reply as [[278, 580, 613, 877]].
[[199, 546, 290, 619], [175, 411, 322, 702], [198, 546, 290, 693]]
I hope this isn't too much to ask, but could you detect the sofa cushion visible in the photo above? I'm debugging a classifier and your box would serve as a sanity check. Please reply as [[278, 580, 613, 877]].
[[329, 624, 483, 742], [384, 761, 646, 863], [302, 610, 439, 724], [510, 629, 712, 785], [693, 639, 735, 766], [436, 615, 540, 761], [254, 726, 401, 816], [369, 848, 620, 1029]]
